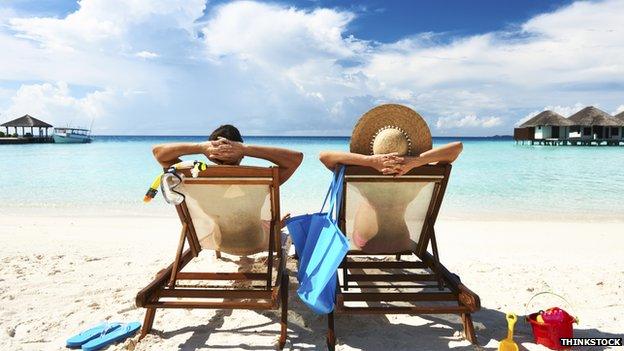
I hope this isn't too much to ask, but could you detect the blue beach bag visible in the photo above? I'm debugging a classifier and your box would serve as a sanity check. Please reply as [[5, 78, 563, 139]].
[[286, 166, 349, 314]]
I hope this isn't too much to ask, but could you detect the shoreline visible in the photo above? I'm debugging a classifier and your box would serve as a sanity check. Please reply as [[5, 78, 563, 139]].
[[2, 206, 623, 223]]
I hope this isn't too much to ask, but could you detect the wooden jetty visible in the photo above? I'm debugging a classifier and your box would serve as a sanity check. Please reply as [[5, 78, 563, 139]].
[[0, 136, 54, 144]]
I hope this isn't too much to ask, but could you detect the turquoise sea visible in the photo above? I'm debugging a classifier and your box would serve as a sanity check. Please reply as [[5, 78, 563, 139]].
[[1, 136, 624, 220]]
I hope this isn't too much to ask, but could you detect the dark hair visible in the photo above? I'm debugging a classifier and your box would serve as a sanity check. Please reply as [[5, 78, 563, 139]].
[[209, 124, 243, 142]]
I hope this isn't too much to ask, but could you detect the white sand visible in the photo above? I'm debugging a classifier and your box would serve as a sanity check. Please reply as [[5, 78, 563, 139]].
[[1, 214, 623, 350]]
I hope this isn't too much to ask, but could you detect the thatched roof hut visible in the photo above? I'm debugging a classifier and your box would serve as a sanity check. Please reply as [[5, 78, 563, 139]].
[[567, 106, 620, 127], [520, 110, 573, 127], [614, 111, 624, 124], [1, 114, 53, 128], [1, 114, 53, 137]]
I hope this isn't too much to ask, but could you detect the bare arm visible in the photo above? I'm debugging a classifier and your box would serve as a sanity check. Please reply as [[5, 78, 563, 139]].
[[394, 142, 463, 175], [319, 151, 403, 174], [243, 144, 303, 184], [319, 142, 463, 176], [319, 151, 372, 170], [151, 142, 216, 168], [212, 139, 303, 185]]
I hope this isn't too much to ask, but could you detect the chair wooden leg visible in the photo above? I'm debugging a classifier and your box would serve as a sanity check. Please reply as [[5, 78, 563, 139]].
[[168, 225, 188, 287], [139, 308, 156, 340], [278, 274, 289, 349], [215, 250, 222, 259], [326, 312, 336, 351], [461, 313, 477, 344]]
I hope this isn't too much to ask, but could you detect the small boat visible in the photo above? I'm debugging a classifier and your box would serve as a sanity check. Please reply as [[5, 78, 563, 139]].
[[53, 128, 92, 143]]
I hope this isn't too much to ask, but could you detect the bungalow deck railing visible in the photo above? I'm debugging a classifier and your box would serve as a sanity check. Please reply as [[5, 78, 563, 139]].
[[514, 137, 624, 146]]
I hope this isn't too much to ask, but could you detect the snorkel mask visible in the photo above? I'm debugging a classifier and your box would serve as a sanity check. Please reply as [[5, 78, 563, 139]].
[[160, 171, 185, 205], [143, 160, 207, 205]]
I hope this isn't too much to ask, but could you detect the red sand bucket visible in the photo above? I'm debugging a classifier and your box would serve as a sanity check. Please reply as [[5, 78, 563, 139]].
[[525, 292, 578, 350]]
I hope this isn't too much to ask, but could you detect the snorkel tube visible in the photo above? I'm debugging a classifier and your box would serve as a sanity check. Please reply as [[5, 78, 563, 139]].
[[144, 176, 162, 202], [143, 160, 208, 203]]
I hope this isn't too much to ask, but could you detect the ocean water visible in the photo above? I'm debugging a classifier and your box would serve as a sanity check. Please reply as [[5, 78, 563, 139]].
[[1, 136, 624, 221]]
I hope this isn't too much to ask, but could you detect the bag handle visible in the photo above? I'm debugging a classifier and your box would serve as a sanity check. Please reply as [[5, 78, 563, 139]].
[[319, 168, 337, 213], [320, 165, 344, 213], [333, 165, 346, 220], [326, 165, 346, 221], [524, 291, 579, 323]]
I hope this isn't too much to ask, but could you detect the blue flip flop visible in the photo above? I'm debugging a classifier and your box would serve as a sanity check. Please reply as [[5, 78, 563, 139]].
[[81, 322, 141, 351], [66, 322, 121, 348]]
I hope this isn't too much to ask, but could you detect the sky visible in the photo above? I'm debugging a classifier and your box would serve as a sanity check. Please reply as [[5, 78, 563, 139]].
[[0, 0, 623, 136]]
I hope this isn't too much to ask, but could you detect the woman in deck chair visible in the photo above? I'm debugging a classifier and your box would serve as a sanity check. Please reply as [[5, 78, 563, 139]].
[[319, 104, 463, 253], [151, 125, 303, 254]]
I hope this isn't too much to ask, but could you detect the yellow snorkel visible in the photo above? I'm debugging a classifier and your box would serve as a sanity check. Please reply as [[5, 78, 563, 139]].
[[144, 175, 162, 202], [143, 160, 208, 203]]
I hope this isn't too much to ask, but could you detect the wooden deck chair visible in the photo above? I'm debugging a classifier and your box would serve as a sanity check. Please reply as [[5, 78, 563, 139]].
[[326, 164, 480, 349], [135, 165, 289, 349]]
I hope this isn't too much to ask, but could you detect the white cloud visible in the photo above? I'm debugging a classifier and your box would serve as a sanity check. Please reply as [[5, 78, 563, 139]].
[[0, 0, 623, 135], [202, 1, 361, 67], [135, 51, 159, 59], [516, 103, 587, 126], [436, 114, 502, 129], [8, 0, 205, 51], [0, 0, 183, 95], [613, 105, 624, 115], [546, 104, 588, 118], [1, 82, 115, 128], [515, 113, 535, 127], [360, 0, 624, 130]]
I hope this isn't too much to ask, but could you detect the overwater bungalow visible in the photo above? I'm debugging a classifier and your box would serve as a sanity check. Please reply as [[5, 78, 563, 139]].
[[615, 111, 624, 136], [0, 114, 54, 144], [514, 106, 624, 146], [567, 106, 621, 143], [514, 110, 572, 143]]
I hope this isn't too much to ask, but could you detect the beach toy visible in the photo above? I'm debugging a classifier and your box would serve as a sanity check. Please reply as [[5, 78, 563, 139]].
[[525, 292, 578, 350], [66, 322, 121, 348], [81, 322, 141, 351], [498, 313, 519, 351], [536, 314, 545, 324]]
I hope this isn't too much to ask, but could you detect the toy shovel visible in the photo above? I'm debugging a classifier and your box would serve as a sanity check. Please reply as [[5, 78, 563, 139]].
[[498, 313, 519, 351]]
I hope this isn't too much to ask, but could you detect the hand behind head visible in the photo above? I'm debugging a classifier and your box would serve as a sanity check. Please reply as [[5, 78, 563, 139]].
[[371, 152, 405, 175], [209, 137, 244, 165]]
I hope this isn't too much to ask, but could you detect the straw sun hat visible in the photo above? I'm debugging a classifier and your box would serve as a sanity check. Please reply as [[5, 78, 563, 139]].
[[350, 104, 432, 156]]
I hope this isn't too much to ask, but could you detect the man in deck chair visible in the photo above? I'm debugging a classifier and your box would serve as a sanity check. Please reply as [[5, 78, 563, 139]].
[[138, 125, 302, 348], [153, 124, 302, 185], [152, 125, 303, 254]]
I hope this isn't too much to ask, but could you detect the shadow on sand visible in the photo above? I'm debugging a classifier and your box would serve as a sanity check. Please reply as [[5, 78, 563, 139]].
[[147, 265, 623, 351]]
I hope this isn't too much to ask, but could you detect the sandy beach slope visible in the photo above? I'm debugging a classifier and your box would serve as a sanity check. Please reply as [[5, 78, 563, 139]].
[[1, 214, 622, 350]]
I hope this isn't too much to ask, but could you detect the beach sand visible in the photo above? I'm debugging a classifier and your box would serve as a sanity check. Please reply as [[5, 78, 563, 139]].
[[1, 214, 622, 350]]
